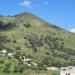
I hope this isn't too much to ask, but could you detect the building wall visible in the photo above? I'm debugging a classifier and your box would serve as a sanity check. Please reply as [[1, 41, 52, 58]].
[[60, 66, 75, 75], [60, 71, 75, 75]]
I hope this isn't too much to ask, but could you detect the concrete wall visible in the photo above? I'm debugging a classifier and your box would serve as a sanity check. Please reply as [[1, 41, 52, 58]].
[[60, 71, 75, 75]]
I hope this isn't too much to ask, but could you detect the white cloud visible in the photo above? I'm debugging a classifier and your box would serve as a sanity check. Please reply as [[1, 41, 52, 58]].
[[19, 0, 49, 8], [20, 0, 32, 8], [70, 28, 75, 33]]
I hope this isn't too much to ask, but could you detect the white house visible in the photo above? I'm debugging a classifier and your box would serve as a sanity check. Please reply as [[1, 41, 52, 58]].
[[0, 49, 7, 55], [0, 49, 7, 54], [7, 52, 15, 57], [31, 62, 38, 66], [19, 56, 32, 64], [60, 66, 75, 75]]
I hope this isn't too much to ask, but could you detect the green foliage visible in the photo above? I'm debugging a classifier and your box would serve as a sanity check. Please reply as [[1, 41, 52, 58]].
[[52, 71, 60, 75], [2, 62, 11, 73], [16, 47, 21, 50], [24, 23, 31, 28], [14, 51, 21, 59], [0, 21, 16, 30], [0, 12, 75, 69], [13, 40, 16, 43], [14, 64, 24, 73], [44, 33, 64, 50], [25, 34, 43, 52], [42, 57, 50, 65], [0, 34, 7, 44]]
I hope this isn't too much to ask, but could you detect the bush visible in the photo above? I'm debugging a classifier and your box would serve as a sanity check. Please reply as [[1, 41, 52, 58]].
[[24, 23, 31, 28], [16, 47, 21, 50], [14, 51, 21, 59], [26, 33, 43, 52], [14, 64, 27, 73], [13, 40, 16, 43], [7, 39, 11, 42], [0, 22, 16, 30], [44, 34, 64, 50], [2, 62, 11, 73], [52, 71, 60, 75], [0, 34, 7, 44]]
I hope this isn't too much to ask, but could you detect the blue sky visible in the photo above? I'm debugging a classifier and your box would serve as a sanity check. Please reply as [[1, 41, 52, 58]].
[[0, 0, 75, 31]]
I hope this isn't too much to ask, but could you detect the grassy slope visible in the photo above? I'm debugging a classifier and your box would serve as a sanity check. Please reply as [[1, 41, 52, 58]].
[[0, 12, 75, 67]]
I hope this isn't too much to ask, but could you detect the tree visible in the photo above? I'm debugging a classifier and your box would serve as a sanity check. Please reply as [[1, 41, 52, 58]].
[[13, 40, 16, 43], [14, 51, 21, 59], [14, 64, 24, 73], [42, 57, 49, 66], [0, 34, 8, 48], [3, 62, 11, 73], [24, 23, 31, 28], [26, 33, 43, 52]]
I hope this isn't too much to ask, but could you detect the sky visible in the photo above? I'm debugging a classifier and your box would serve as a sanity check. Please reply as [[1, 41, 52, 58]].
[[0, 0, 75, 32]]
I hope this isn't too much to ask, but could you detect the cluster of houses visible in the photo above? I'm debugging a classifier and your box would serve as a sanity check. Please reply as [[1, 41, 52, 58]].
[[60, 66, 75, 75], [46, 66, 75, 75], [0, 49, 75, 75], [0, 49, 15, 57], [19, 55, 38, 66], [0, 49, 38, 66]]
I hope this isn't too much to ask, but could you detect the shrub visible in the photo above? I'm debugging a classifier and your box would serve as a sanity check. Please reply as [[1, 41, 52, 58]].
[[2, 62, 11, 73], [13, 40, 16, 43], [14, 51, 21, 59], [16, 47, 21, 50], [24, 23, 31, 28]]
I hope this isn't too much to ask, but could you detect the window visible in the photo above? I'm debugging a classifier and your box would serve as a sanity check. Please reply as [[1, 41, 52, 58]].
[[66, 73, 70, 75], [66, 73, 67, 75], [68, 73, 70, 75]]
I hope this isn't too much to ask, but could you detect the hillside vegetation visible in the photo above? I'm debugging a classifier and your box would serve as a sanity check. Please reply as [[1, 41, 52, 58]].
[[0, 12, 75, 73]]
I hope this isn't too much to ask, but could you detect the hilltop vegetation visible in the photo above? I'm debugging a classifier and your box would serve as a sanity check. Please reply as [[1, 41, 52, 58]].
[[0, 12, 75, 73]]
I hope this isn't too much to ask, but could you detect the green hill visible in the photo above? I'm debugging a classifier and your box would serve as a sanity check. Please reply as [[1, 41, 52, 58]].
[[0, 12, 75, 70]]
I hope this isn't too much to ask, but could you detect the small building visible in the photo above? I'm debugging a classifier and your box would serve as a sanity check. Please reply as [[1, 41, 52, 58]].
[[0, 49, 7, 55], [7, 52, 15, 57], [60, 66, 75, 75], [20, 56, 32, 64], [31, 62, 38, 66]]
